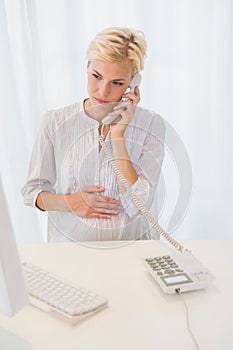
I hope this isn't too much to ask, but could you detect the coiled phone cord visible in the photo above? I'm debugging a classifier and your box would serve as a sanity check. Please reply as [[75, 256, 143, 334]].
[[99, 132, 186, 253]]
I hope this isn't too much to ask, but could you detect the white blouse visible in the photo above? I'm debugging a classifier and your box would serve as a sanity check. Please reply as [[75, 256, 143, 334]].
[[21, 101, 165, 242]]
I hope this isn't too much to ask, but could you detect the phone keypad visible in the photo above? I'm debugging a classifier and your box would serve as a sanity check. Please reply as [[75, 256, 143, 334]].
[[145, 255, 183, 276]]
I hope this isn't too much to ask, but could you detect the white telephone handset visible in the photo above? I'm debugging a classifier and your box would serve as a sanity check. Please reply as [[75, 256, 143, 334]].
[[102, 73, 142, 125]]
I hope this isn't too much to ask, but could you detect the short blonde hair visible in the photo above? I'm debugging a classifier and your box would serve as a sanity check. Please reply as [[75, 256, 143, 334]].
[[86, 27, 147, 75]]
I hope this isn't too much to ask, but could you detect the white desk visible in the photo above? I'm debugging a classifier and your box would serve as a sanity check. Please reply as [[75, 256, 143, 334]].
[[0, 239, 232, 350]]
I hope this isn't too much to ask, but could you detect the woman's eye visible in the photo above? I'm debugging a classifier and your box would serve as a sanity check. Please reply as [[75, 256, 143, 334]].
[[113, 81, 123, 86], [92, 73, 101, 79]]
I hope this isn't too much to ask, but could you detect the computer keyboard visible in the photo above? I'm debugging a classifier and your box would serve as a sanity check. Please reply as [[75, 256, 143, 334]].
[[22, 262, 108, 321]]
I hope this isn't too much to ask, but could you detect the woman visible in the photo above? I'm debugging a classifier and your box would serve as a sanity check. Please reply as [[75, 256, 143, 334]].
[[21, 27, 165, 242]]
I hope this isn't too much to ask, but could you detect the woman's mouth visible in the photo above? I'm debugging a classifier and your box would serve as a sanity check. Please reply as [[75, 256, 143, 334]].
[[95, 97, 109, 105]]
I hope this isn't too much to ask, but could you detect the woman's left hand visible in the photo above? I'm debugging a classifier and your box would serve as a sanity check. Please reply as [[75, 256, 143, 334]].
[[109, 86, 140, 138]]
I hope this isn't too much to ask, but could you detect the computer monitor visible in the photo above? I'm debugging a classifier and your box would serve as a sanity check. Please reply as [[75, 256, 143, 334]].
[[0, 177, 29, 316]]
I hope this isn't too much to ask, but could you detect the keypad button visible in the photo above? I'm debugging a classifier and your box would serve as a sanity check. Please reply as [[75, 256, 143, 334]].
[[167, 259, 174, 264], [170, 264, 178, 268], [155, 257, 162, 261], [150, 263, 159, 268], [164, 269, 175, 275], [175, 269, 184, 273]]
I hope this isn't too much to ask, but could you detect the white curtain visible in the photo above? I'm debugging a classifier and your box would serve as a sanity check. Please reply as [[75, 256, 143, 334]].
[[0, 0, 232, 243]]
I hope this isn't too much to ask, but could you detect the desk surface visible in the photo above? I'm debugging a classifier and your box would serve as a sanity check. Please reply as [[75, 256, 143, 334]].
[[0, 239, 232, 350]]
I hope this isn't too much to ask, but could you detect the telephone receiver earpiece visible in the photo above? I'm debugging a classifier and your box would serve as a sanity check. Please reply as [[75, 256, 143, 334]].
[[102, 73, 142, 125]]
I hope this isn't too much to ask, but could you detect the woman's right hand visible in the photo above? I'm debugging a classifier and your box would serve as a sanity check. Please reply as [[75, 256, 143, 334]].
[[65, 186, 122, 218]]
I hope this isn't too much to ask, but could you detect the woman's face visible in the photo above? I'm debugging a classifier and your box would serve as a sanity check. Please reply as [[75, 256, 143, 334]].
[[86, 60, 133, 108]]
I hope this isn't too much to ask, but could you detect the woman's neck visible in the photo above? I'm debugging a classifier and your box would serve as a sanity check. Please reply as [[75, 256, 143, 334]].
[[83, 98, 117, 123], [83, 98, 102, 123]]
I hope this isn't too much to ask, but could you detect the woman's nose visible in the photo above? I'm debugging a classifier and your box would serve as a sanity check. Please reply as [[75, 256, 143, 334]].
[[99, 82, 110, 97]]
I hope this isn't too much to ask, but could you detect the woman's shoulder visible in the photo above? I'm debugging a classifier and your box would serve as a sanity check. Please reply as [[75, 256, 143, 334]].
[[43, 102, 79, 124], [134, 105, 166, 131]]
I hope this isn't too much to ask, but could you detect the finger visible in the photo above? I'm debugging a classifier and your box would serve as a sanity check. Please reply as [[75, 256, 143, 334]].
[[94, 198, 121, 210], [122, 94, 139, 104], [80, 186, 105, 193], [88, 213, 112, 219], [96, 195, 120, 204], [83, 194, 121, 211], [122, 87, 140, 103], [107, 109, 123, 117], [94, 207, 120, 215], [113, 100, 132, 111], [94, 202, 121, 211], [73, 209, 112, 219], [78, 208, 119, 218], [95, 208, 120, 215]]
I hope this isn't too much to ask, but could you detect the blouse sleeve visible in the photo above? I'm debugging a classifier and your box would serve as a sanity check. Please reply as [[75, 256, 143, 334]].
[[119, 114, 165, 218], [21, 111, 57, 209]]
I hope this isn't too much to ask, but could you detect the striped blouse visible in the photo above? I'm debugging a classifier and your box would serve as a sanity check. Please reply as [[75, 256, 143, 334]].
[[21, 101, 165, 243]]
